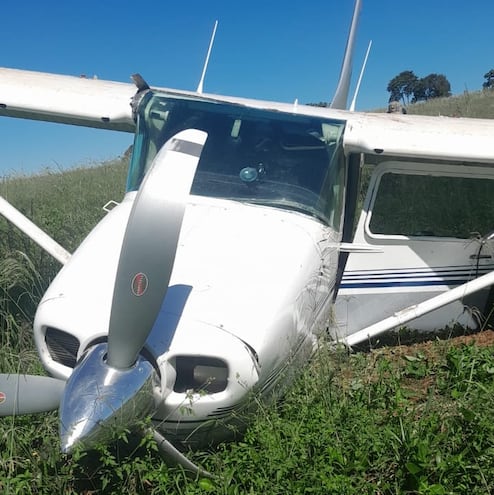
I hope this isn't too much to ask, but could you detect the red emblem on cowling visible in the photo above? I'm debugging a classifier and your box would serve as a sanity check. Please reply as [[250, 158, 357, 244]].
[[131, 273, 148, 296], [0, 392, 6, 404]]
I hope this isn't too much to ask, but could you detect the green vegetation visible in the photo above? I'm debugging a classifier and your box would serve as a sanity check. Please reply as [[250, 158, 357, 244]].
[[317, 77, 494, 119], [387, 70, 451, 105], [386, 67, 494, 108], [0, 158, 127, 251], [1, 314, 493, 493], [405, 89, 494, 119], [370, 173, 494, 239], [483, 70, 494, 90], [0, 158, 127, 286], [378, 79, 494, 119], [0, 94, 493, 493]]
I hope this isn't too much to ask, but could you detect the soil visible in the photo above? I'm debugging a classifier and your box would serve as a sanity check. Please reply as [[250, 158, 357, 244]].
[[353, 324, 494, 356], [385, 329, 494, 399], [335, 328, 494, 399], [381, 328, 494, 357]]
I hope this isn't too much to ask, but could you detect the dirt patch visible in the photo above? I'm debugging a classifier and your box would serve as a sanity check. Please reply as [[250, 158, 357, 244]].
[[331, 328, 494, 397], [444, 328, 494, 347], [365, 329, 494, 400], [375, 328, 494, 361], [352, 323, 494, 355]]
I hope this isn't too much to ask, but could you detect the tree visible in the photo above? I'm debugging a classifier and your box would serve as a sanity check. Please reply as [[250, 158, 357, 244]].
[[412, 73, 451, 102], [483, 69, 494, 89], [386, 70, 418, 105]]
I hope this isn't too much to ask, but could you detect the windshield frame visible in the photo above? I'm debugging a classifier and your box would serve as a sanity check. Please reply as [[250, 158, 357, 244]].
[[126, 92, 346, 227]]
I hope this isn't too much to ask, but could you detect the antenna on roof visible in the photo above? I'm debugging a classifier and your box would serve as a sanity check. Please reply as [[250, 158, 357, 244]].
[[197, 20, 218, 94], [349, 39, 372, 111]]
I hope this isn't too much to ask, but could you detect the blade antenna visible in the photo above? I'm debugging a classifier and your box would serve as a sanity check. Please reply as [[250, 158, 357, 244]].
[[349, 39, 372, 111], [196, 20, 218, 94], [330, 0, 362, 109]]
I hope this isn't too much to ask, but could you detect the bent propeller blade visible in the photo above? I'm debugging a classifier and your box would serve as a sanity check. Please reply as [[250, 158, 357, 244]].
[[150, 428, 212, 477], [107, 128, 208, 370], [0, 374, 65, 416]]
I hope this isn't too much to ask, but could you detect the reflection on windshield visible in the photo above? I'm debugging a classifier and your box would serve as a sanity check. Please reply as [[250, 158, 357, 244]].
[[127, 93, 346, 226]]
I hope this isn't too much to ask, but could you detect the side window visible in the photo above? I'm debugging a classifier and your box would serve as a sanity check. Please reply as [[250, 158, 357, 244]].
[[369, 172, 494, 238]]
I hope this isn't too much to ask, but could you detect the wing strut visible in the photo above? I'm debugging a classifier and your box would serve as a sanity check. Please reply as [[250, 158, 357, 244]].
[[0, 195, 70, 264], [344, 269, 494, 347]]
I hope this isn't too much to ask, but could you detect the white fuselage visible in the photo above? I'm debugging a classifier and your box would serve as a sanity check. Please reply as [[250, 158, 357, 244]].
[[34, 192, 339, 446], [332, 159, 494, 339]]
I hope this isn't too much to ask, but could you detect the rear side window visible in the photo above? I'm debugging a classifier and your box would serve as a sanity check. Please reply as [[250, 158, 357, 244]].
[[369, 172, 494, 238]]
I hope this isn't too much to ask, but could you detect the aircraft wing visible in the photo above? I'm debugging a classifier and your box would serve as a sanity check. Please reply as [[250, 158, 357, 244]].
[[0, 68, 136, 132], [344, 112, 494, 163]]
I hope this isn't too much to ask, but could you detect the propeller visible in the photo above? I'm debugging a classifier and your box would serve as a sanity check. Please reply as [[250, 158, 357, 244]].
[[0, 374, 65, 415], [106, 129, 207, 370], [59, 128, 208, 454]]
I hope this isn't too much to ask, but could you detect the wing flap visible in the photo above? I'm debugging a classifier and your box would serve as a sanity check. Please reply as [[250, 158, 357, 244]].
[[0, 68, 136, 132]]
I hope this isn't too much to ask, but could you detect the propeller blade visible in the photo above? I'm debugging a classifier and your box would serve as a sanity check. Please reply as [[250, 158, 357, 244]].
[[107, 128, 207, 370], [0, 374, 65, 416], [150, 428, 212, 477]]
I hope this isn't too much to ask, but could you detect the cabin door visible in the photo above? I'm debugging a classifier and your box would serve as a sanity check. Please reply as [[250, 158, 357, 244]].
[[333, 161, 494, 338]]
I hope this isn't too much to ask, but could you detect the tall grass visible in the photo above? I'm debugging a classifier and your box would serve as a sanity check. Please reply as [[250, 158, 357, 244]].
[[0, 335, 493, 493], [373, 88, 494, 119], [406, 89, 494, 118], [0, 158, 127, 299], [0, 158, 129, 493]]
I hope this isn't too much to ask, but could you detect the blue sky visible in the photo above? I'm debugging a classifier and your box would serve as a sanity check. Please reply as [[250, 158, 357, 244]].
[[0, 0, 493, 176]]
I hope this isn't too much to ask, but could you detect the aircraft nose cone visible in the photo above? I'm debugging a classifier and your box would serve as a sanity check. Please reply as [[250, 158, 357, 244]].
[[59, 343, 155, 453]]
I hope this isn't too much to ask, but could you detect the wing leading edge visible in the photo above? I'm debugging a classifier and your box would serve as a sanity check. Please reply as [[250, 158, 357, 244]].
[[0, 68, 136, 132]]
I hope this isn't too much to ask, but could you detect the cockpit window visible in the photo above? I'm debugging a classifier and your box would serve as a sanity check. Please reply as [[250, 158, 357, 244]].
[[127, 93, 345, 225]]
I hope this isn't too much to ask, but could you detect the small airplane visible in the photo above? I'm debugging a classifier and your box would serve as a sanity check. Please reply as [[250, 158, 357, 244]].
[[0, 0, 493, 474]]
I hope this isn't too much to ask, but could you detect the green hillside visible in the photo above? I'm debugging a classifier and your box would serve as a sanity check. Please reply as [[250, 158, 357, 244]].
[[374, 88, 494, 118], [0, 158, 128, 288]]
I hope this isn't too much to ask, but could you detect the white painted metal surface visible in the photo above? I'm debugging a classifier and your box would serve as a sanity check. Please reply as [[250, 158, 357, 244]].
[[333, 160, 494, 338], [34, 193, 338, 442], [0, 68, 136, 131], [0, 195, 70, 264], [345, 269, 494, 347], [344, 112, 494, 163], [4, 67, 494, 167]]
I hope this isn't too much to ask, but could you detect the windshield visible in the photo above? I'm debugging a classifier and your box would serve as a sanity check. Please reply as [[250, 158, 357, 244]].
[[127, 93, 346, 225]]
